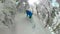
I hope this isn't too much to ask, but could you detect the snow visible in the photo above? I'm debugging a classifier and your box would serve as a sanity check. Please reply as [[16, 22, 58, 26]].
[[15, 12, 52, 34]]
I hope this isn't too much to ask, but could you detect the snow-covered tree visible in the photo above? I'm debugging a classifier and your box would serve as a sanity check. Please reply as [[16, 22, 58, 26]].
[[0, 0, 16, 34]]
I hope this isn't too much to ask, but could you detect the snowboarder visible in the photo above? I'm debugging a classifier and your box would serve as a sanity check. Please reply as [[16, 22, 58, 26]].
[[26, 10, 33, 19]]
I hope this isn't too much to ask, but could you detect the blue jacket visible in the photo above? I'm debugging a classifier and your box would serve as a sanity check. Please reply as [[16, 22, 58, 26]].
[[26, 10, 33, 16]]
